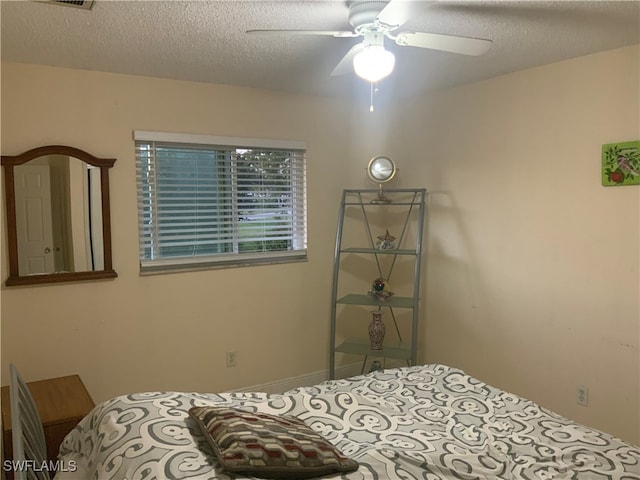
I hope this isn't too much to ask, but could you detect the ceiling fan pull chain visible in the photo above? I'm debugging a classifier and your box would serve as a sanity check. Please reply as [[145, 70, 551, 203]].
[[369, 82, 382, 112], [370, 82, 375, 112]]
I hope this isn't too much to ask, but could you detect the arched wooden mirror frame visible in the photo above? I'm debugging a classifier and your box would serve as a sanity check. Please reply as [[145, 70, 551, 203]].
[[1, 145, 117, 286]]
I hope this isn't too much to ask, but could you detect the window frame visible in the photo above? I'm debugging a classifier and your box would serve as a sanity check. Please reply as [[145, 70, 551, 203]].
[[134, 131, 307, 274]]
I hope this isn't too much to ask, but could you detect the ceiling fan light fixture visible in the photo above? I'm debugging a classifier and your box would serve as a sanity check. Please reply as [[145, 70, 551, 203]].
[[353, 45, 395, 82]]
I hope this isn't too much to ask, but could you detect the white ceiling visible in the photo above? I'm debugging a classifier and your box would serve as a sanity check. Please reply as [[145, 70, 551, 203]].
[[1, 0, 639, 102]]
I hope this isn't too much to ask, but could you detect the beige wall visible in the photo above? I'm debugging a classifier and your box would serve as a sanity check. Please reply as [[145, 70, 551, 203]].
[[388, 45, 639, 444], [1, 44, 638, 446], [0, 63, 378, 399]]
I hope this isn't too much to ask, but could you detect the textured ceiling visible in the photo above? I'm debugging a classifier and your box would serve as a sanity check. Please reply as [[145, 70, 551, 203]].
[[1, 0, 639, 102]]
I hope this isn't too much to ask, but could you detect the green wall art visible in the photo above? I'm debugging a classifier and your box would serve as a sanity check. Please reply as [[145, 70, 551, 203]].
[[602, 140, 640, 186]]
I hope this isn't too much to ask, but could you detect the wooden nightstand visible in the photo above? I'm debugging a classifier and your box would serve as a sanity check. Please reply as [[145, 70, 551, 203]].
[[1, 374, 95, 464]]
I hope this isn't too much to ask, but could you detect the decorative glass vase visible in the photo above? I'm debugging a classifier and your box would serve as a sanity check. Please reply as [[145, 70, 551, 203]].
[[368, 310, 386, 350]]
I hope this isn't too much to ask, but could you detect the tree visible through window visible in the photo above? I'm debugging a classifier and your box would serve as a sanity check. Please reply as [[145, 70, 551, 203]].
[[135, 132, 307, 272]]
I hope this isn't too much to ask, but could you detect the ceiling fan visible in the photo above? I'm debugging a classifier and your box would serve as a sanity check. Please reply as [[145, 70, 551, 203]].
[[247, 0, 493, 83]]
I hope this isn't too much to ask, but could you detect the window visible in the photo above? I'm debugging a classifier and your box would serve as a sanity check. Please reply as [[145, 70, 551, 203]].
[[135, 131, 307, 273]]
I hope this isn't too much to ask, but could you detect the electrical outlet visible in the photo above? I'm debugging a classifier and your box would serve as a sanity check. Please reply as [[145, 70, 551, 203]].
[[576, 385, 589, 406], [226, 351, 237, 368]]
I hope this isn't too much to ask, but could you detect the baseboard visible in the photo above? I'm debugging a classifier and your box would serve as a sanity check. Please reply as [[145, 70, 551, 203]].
[[233, 357, 410, 395], [232, 363, 363, 394]]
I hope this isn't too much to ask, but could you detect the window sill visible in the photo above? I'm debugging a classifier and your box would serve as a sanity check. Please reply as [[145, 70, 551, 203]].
[[139, 253, 308, 276]]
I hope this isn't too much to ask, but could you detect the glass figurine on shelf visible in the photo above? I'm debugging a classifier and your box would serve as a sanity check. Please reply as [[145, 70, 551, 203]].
[[376, 229, 396, 250], [369, 360, 383, 373], [369, 277, 393, 301]]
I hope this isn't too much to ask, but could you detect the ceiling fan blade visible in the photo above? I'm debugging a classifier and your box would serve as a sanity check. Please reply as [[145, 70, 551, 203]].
[[246, 29, 358, 38], [395, 31, 492, 56], [330, 43, 365, 76], [375, 0, 432, 30]]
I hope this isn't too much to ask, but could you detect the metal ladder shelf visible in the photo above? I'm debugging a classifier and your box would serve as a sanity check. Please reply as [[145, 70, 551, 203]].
[[329, 188, 426, 379]]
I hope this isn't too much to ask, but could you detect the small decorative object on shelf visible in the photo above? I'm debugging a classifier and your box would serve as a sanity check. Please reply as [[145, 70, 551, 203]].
[[376, 229, 396, 250], [368, 310, 386, 350], [369, 360, 383, 373], [369, 277, 393, 301], [366, 156, 397, 204]]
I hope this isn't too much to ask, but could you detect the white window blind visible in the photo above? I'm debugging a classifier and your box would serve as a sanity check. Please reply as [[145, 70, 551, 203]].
[[135, 131, 307, 273]]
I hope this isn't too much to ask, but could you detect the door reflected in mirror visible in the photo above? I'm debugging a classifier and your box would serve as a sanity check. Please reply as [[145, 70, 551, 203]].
[[14, 156, 104, 276], [2, 145, 117, 286]]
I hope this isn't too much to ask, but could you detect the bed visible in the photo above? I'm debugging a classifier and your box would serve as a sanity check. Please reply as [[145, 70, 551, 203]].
[[55, 364, 640, 479]]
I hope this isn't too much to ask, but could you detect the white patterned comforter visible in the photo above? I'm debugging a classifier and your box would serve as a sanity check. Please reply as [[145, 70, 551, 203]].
[[56, 364, 640, 479]]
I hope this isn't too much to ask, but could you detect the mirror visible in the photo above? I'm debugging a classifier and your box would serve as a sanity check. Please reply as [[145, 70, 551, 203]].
[[2, 145, 117, 286], [367, 156, 396, 183], [367, 156, 397, 204]]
